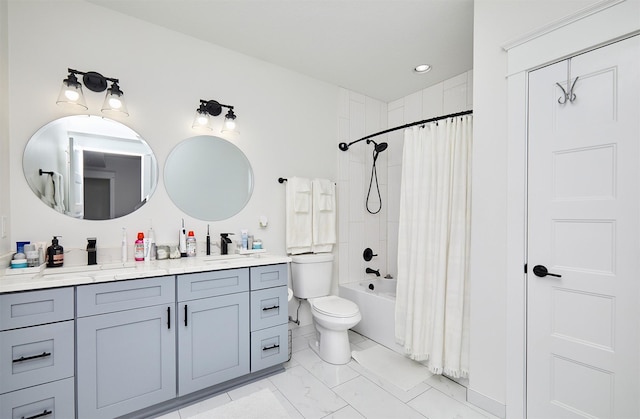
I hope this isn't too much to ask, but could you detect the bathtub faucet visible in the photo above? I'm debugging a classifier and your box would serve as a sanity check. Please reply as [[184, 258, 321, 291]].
[[366, 267, 380, 277]]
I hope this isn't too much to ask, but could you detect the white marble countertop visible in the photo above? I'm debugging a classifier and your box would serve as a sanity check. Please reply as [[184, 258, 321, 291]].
[[0, 253, 291, 293]]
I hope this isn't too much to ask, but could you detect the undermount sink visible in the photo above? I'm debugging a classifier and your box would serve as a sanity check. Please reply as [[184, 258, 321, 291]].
[[202, 254, 244, 262]]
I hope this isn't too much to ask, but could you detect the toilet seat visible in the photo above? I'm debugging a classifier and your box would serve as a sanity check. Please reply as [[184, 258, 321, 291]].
[[311, 296, 359, 318]]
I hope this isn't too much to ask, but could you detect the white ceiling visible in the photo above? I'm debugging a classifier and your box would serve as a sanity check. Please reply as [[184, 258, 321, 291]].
[[86, 0, 474, 103]]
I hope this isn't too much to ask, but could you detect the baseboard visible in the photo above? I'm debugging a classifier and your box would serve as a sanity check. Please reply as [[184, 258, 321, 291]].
[[467, 389, 506, 419]]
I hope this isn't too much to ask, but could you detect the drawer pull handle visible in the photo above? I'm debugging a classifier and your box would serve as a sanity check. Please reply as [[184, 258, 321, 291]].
[[167, 306, 171, 329], [184, 304, 188, 327], [263, 344, 280, 351], [22, 409, 52, 419], [13, 351, 51, 363], [262, 305, 280, 311]]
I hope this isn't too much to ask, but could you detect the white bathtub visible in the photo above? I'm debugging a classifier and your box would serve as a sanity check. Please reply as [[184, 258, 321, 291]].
[[339, 278, 404, 354]]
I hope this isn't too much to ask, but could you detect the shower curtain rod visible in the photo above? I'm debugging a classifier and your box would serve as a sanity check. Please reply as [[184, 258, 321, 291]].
[[338, 109, 472, 151]]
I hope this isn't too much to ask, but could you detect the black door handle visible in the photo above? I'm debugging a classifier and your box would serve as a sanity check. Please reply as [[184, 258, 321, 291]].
[[167, 306, 171, 329], [533, 265, 562, 278]]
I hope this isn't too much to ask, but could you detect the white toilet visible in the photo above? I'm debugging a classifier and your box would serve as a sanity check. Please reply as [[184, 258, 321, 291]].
[[291, 253, 361, 365]]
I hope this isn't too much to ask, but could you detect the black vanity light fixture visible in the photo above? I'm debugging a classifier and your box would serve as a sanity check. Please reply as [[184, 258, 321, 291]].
[[56, 68, 129, 116], [192, 99, 238, 134]]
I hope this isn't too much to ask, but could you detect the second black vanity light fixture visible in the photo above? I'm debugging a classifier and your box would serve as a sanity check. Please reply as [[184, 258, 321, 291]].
[[192, 99, 238, 134]]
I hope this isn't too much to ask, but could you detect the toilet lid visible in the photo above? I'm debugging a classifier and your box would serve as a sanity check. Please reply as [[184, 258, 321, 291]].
[[312, 296, 359, 318]]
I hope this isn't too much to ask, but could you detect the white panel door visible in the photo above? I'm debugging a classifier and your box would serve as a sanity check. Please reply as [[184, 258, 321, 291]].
[[527, 36, 639, 418]]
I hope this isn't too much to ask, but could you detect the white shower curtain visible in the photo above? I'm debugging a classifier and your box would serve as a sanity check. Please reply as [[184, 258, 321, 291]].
[[394, 115, 472, 378]]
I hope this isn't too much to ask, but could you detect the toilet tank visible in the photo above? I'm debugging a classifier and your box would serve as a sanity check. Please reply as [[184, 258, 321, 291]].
[[290, 253, 334, 298]]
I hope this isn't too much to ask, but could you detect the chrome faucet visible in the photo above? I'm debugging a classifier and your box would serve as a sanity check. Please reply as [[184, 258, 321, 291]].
[[366, 267, 380, 277]]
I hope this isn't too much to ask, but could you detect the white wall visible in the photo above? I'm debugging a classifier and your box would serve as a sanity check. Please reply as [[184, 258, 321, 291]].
[[0, 0, 10, 256], [470, 0, 603, 412], [6, 0, 338, 268]]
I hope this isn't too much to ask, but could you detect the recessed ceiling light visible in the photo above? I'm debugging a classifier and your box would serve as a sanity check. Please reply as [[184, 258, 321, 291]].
[[413, 64, 432, 74]]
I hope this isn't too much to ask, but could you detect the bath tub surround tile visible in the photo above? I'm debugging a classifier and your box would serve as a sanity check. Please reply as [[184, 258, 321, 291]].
[[408, 388, 491, 419], [269, 365, 348, 419], [333, 376, 426, 418], [293, 348, 360, 388]]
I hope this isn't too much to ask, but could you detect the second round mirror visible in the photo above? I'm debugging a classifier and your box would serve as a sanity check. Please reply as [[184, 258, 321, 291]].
[[164, 135, 253, 220]]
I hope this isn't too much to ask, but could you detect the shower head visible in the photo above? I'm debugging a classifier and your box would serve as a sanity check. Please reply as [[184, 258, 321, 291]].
[[367, 139, 388, 153]]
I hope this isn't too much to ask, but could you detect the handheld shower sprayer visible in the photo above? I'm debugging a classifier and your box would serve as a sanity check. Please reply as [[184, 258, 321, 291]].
[[365, 139, 388, 214]]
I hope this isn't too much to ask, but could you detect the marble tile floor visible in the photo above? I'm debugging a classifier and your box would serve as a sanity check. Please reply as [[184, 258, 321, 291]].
[[156, 325, 498, 419]]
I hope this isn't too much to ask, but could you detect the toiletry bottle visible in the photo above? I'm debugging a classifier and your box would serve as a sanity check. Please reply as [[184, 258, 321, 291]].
[[179, 219, 187, 257], [241, 229, 248, 250], [46, 236, 64, 268], [148, 227, 156, 261], [186, 230, 197, 257], [121, 228, 128, 262], [134, 232, 145, 261]]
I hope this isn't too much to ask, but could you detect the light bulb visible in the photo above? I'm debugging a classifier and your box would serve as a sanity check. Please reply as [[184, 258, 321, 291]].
[[64, 89, 80, 101], [196, 115, 209, 126], [224, 119, 236, 130], [108, 97, 122, 109]]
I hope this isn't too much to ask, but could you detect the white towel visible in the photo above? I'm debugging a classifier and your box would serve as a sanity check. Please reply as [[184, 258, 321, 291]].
[[51, 172, 65, 213], [41, 172, 65, 213], [311, 178, 336, 253], [286, 177, 313, 254]]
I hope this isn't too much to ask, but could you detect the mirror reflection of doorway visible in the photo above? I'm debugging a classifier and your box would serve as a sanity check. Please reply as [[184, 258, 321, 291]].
[[83, 151, 142, 220], [84, 175, 114, 220]]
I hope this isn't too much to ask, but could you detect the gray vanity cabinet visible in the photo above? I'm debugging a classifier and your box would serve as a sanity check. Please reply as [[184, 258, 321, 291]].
[[0, 288, 75, 419], [249, 264, 290, 371], [177, 268, 250, 396], [76, 276, 176, 419]]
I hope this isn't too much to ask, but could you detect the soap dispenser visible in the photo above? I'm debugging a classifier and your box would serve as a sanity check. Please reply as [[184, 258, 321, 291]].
[[46, 236, 64, 268]]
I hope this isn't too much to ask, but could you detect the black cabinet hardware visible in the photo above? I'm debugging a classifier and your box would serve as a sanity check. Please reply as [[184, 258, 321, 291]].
[[262, 344, 280, 351], [22, 409, 52, 419], [13, 351, 51, 363], [167, 306, 171, 329], [184, 304, 188, 327], [262, 305, 280, 311]]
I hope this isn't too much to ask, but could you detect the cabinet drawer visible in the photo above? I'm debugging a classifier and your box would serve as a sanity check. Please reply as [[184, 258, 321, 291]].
[[177, 268, 248, 302], [0, 321, 74, 394], [250, 264, 288, 290], [77, 275, 174, 317], [0, 288, 74, 331], [250, 286, 288, 331], [0, 377, 75, 419], [251, 324, 289, 372]]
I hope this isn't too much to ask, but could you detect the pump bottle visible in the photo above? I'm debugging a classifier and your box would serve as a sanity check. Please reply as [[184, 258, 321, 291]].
[[46, 236, 64, 268]]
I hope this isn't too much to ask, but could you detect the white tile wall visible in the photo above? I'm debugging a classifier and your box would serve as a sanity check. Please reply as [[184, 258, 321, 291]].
[[338, 70, 472, 283]]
